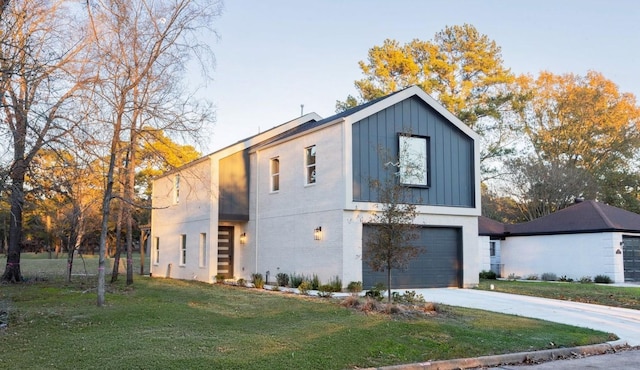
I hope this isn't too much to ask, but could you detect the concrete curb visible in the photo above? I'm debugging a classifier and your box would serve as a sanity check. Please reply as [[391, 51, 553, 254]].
[[366, 341, 628, 370]]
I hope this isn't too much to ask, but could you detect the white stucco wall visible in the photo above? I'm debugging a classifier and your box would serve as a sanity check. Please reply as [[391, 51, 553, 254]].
[[150, 159, 213, 282], [500, 232, 628, 283], [240, 122, 348, 285]]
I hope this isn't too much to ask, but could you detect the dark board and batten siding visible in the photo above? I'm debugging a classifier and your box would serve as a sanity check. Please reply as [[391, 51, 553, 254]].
[[352, 96, 475, 207], [219, 150, 250, 221]]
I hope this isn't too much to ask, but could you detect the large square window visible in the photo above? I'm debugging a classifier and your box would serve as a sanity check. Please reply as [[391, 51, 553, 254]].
[[305, 145, 316, 185], [399, 135, 428, 186]]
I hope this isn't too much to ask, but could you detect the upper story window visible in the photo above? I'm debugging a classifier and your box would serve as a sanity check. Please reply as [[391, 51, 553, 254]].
[[305, 145, 316, 185], [399, 135, 429, 187], [174, 174, 181, 204], [270, 157, 280, 192]]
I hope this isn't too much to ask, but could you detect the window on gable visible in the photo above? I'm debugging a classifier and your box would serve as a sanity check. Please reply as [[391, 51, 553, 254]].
[[174, 174, 181, 204], [270, 157, 280, 192], [180, 234, 187, 265], [305, 145, 316, 185], [399, 135, 429, 186]]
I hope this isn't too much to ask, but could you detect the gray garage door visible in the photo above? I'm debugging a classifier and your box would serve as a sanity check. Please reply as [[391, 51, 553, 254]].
[[362, 225, 462, 289], [623, 236, 640, 282]]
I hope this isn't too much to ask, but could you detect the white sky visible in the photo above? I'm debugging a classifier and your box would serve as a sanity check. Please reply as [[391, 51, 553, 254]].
[[193, 0, 640, 153]]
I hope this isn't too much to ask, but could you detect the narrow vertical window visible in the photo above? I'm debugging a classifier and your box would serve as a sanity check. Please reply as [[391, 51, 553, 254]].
[[489, 241, 496, 257], [174, 174, 181, 204], [180, 234, 187, 265], [270, 158, 280, 192], [154, 237, 160, 265], [305, 145, 316, 185], [399, 135, 428, 186], [199, 233, 207, 268]]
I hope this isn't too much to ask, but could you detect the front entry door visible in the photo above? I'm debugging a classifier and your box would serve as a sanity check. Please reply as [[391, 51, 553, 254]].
[[217, 226, 234, 279]]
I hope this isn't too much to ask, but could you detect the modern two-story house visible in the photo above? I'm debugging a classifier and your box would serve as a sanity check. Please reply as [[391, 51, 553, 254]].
[[150, 86, 481, 289]]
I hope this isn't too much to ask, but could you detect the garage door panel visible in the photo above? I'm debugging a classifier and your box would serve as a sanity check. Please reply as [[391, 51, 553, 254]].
[[362, 226, 462, 289]]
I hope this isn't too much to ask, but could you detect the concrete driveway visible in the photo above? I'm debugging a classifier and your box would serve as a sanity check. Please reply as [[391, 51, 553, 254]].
[[411, 288, 640, 346]]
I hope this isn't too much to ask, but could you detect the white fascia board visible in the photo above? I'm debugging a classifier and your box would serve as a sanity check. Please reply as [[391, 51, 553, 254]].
[[345, 201, 481, 217], [155, 112, 323, 180], [346, 86, 481, 142], [250, 117, 345, 153]]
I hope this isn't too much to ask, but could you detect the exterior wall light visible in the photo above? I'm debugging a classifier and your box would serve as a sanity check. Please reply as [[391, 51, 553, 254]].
[[239, 232, 247, 245], [314, 227, 322, 241]]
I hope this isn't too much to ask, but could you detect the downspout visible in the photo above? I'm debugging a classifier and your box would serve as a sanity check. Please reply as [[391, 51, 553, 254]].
[[255, 149, 260, 274]]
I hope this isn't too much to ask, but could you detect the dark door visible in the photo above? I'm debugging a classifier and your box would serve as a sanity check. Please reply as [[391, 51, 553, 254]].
[[623, 236, 640, 282], [217, 226, 234, 279], [362, 225, 462, 289]]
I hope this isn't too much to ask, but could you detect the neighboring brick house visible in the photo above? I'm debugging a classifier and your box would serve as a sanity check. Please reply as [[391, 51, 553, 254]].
[[151, 86, 481, 289], [479, 200, 640, 283]]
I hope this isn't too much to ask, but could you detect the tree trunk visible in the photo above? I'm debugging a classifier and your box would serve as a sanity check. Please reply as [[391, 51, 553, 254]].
[[2, 159, 26, 283]]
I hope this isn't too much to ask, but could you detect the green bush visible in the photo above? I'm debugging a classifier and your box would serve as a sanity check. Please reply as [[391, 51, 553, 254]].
[[507, 273, 520, 281], [236, 278, 246, 287], [275, 272, 289, 287], [347, 281, 363, 293], [479, 270, 497, 279], [317, 284, 334, 298], [594, 274, 612, 284], [215, 274, 225, 284], [289, 273, 305, 288], [251, 273, 264, 289], [541, 272, 558, 281], [579, 276, 593, 284], [558, 275, 574, 282], [327, 275, 342, 292], [392, 290, 425, 304], [365, 282, 385, 302], [311, 274, 320, 290], [298, 281, 312, 295]]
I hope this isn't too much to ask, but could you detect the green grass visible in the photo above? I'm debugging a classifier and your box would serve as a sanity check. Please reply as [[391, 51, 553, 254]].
[[0, 275, 614, 369], [477, 279, 640, 310]]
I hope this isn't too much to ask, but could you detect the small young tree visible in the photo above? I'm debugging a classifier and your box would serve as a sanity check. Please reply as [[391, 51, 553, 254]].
[[364, 141, 423, 302]]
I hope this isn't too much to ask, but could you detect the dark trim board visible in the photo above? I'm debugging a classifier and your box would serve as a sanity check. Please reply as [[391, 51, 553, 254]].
[[362, 225, 462, 289]]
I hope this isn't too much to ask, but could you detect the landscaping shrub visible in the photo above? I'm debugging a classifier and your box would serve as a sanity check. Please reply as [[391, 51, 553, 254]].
[[525, 274, 539, 280], [311, 274, 320, 290], [507, 273, 520, 281], [541, 272, 558, 281], [579, 276, 593, 284], [236, 278, 246, 287], [251, 273, 264, 289], [365, 282, 385, 301], [215, 274, 225, 284], [289, 273, 305, 288], [298, 280, 312, 295], [558, 275, 574, 282], [327, 275, 342, 292], [594, 274, 613, 284], [275, 272, 289, 287], [479, 270, 497, 279], [347, 281, 363, 293], [317, 284, 334, 298], [392, 290, 425, 304]]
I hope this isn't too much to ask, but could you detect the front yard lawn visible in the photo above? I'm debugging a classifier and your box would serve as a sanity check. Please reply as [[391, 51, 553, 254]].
[[0, 277, 614, 369]]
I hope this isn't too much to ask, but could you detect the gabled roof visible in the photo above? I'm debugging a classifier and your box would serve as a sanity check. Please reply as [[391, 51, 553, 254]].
[[479, 200, 640, 237], [478, 216, 506, 236]]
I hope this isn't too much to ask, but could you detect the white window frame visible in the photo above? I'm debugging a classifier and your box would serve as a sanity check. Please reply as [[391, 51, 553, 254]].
[[153, 237, 160, 265], [399, 135, 429, 187], [304, 145, 316, 185], [270, 157, 280, 192], [173, 174, 181, 204], [179, 234, 187, 266], [199, 233, 207, 268]]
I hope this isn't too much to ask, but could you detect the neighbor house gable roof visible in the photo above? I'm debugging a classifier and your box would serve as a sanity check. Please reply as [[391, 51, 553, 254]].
[[479, 200, 640, 237], [478, 216, 506, 236]]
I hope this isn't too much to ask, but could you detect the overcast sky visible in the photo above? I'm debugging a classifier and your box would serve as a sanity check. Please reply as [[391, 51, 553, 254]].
[[193, 0, 640, 153]]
